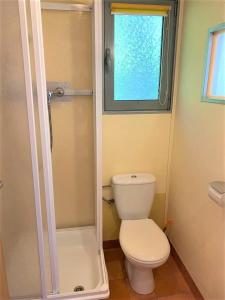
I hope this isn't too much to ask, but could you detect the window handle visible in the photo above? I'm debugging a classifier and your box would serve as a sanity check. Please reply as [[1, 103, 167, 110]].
[[105, 48, 112, 71]]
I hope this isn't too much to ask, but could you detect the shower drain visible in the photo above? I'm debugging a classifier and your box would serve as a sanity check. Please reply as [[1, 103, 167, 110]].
[[74, 285, 85, 292]]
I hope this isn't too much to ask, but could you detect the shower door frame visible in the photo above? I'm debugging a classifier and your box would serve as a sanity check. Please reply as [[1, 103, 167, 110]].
[[19, 0, 106, 299], [18, 0, 49, 297], [19, 0, 60, 295], [93, 0, 103, 253], [30, 0, 60, 294]]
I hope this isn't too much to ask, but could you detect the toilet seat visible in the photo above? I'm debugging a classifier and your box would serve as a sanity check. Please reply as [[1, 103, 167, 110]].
[[119, 219, 170, 265]]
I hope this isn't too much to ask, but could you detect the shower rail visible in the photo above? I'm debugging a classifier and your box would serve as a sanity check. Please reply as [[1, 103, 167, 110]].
[[48, 87, 93, 99], [41, 2, 92, 12]]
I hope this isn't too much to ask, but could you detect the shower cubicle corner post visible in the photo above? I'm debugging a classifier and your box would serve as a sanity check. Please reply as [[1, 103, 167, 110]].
[[93, 0, 104, 252], [29, 0, 60, 296]]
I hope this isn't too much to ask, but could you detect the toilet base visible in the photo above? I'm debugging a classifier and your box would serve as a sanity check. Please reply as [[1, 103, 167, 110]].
[[125, 258, 155, 294]]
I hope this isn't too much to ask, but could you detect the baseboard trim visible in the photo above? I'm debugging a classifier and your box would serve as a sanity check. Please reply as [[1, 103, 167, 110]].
[[170, 244, 204, 300], [103, 239, 120, 249]]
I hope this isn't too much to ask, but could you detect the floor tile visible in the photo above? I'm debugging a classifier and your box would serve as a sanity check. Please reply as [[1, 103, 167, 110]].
[[175, 271, 192, 293], [106, 260, 126, 280], [154, 276, 178, 297], [130, 293, 158, 300], [158, 292, 195, 300], [105, 248, 125, 262], [154, 256, 179, 279], [109, 279, 131, 300], [129, 286, 158, 300], [165, 256, 180, 273], [154, 256, 192, 298], [105, 251, 197, 300]]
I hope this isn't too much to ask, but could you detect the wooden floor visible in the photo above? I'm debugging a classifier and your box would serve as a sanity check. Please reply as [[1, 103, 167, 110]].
[[104, 248, 196, 300]]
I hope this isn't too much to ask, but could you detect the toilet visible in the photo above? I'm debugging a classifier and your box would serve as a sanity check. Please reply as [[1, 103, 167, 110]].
[[112, 173, 170, 295]]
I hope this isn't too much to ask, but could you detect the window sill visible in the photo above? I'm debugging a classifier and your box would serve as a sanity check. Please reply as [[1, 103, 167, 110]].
[[201, 96, 225, 105], [103, 109, 172, 115]]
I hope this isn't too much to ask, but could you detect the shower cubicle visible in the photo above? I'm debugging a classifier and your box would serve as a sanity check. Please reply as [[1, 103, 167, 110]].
[[0, 0, 109, 299]]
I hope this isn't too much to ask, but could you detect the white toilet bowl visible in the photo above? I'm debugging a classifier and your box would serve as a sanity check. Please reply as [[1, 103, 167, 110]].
[[119, 218, 170, 294]]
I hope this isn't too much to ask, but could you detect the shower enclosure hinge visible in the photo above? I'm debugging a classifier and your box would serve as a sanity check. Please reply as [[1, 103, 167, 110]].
[[47, 82, 93, 100], [50, 289, 60, 295]]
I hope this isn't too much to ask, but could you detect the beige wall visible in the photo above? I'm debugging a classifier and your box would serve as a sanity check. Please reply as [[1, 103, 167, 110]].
[[168, 1, 225, 299], [42, 3, 95, 228], [0, 3, 8, 298], [102, 114, 172, 240], [0, 0, 2, 220]]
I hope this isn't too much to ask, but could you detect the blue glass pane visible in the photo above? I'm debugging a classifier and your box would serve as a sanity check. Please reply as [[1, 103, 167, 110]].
[[114, 15, 163, 101], [212, 32, 225, 97]]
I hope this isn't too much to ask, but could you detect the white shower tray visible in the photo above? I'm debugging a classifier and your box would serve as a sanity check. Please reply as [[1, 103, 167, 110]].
[[47, 226, 109, 300]]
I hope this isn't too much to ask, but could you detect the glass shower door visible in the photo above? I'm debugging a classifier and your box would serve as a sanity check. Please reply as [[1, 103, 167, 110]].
[[0, 0, 58, 298], [1, 0, 43, 298]]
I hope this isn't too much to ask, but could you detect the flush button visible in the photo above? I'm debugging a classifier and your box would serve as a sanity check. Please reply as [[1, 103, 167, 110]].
[[131, 175, 137, 178]]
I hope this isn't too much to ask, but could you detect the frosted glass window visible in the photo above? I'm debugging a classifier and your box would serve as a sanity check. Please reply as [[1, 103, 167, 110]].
[[114, 15, 163, 101], [211, 32, 225, 97], [104, 0, 178, 112]]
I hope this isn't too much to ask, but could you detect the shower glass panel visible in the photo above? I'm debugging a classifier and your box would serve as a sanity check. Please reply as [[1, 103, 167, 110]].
[[1, 0, 54, 298], [1, 1, 42, 298], [41, 4, 95, 230], [41, 0, 101, 294], [0, 0, 108, 298]]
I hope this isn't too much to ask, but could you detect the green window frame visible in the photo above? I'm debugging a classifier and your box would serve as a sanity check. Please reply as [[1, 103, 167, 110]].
[[104, 0, 178, 113], [202, 22, 225, 104]]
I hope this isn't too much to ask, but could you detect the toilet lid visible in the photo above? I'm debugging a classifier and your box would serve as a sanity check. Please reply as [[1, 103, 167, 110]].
[[119, 219, 170, 263]]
